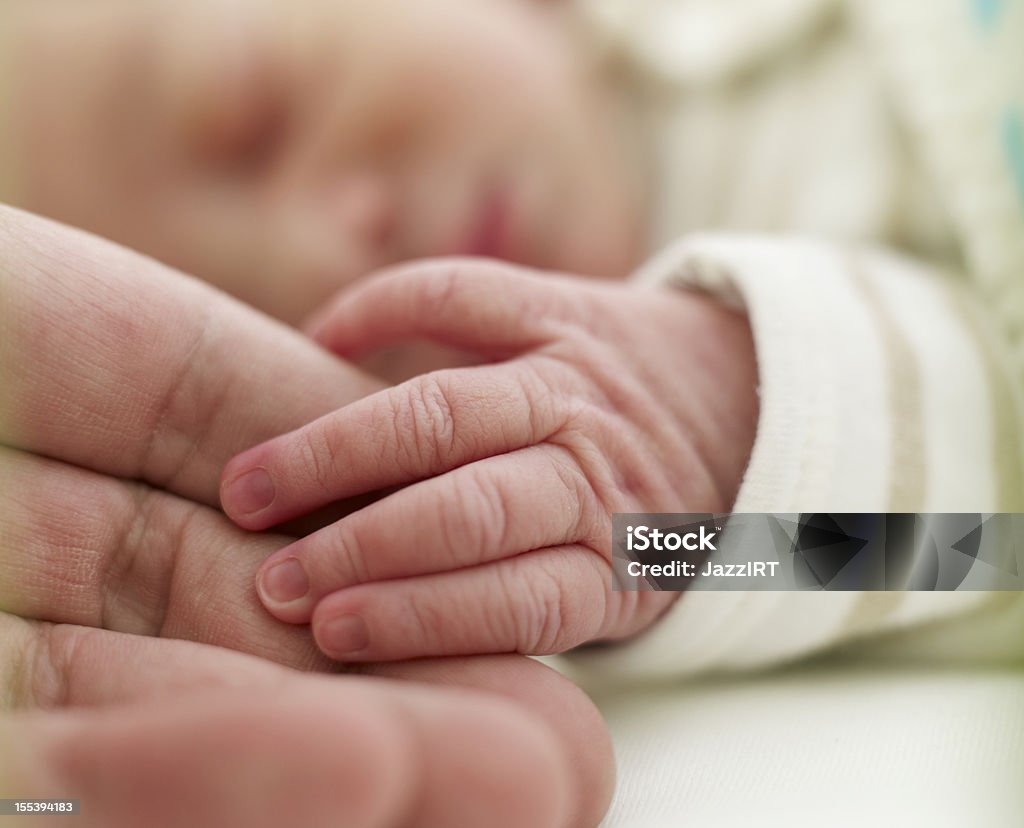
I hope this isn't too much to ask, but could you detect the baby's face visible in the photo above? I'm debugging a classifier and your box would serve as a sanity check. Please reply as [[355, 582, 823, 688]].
[[16, 0, 644, 322]]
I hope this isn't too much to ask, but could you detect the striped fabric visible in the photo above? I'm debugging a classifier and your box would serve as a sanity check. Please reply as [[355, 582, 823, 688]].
[[568, 0, 1024, 682]]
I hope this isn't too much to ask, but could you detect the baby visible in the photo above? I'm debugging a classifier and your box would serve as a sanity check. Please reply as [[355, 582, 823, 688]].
[[217, 0, 1024, 673], [0, 0, 758, 661], [3, 0, 1022, 678], [0, 0, 645, 323]]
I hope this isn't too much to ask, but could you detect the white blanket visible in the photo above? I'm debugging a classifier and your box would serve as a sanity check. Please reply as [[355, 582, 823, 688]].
[[597, 661, 1024, 827]]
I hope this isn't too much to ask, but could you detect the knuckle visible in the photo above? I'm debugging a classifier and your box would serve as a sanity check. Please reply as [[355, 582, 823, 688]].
[[506, 551, 610, 654], [479, 473, 514, 553], [297, 424, 339, 497], [522, 362, 566, 441], [25, 623, 87, 708], [413, 262, 462, 318], [406, 376, 458, 472], [432, 471, 509, 568], [561, 396, 608, 437], [530, 563, 572, 654], [501, 560, 570, 655], [404, 592, 448, 654], [545, 447, 611, 551], [548, 415, 624, 518], [327, 519, 371, 586], [102, 485, 181, 634], [548, 453, 599, 540], [558, 551, 610, 646]]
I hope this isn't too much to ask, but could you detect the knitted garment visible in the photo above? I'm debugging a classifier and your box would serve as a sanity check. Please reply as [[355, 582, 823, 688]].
[[565, 0, 1024, 685]]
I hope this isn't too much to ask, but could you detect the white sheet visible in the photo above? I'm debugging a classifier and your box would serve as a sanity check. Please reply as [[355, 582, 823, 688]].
[[594, 660, 1024, 827]]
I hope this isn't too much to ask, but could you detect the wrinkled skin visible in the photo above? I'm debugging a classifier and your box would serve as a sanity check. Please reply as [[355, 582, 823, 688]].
[[222, 259, 759, 663], [0, 207, 613, 828]]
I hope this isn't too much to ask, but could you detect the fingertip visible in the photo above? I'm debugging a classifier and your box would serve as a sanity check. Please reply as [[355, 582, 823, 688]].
[[220, 445, 280, 529], [223, 465, 276, 518], [255, 555, 315, 623], [312, 600, 374, 662], [384, 678, 572, 828], [383, 655, 616, 828]]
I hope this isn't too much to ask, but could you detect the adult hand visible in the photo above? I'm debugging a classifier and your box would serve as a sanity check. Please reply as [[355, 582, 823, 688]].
[[0, 208, 612, 827], [1, 613, 609, 828]]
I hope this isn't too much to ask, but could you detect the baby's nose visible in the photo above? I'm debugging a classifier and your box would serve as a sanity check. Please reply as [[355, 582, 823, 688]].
[[329, 171, 397, 253]]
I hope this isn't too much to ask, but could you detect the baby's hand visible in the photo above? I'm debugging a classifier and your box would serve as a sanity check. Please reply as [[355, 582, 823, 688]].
[[220, 260, 758, 661]]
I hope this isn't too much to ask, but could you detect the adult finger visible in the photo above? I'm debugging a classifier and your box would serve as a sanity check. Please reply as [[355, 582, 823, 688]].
[[5, 687, 571, 828], [3, 629, 573, 828], [0, 445, 328, 671], [0, 205, 382, 507], [3, 617, 610, 828], [361, 655, 615, 828], [0, 614, 295, 710], [253, 445, 602, 623], [221, 358, 575, 529]]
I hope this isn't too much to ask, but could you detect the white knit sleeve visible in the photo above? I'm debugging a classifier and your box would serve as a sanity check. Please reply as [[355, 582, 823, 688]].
[[561, 235, 1024, 687]]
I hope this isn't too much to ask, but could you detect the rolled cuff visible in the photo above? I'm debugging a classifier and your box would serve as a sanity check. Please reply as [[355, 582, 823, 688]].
[[561, 234, 1022, 685]]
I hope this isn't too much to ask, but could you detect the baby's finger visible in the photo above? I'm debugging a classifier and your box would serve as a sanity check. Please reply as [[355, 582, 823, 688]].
[[310, 547, 611, 661], [221, 359, 571, 530], [255, 445, 600, 622], [308, 258, 576, 357]]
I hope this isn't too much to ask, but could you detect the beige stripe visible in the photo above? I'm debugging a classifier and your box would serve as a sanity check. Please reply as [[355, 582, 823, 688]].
[[944, 284, 1024, 512], [845, 257, 926, 628], [850, 258, 927, 511]]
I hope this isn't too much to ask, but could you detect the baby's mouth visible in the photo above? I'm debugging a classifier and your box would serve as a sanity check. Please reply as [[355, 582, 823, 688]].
[[460, 185, 515, 261]]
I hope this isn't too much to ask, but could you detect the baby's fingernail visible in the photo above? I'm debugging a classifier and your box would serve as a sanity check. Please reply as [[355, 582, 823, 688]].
[[319, 614, 370, 658], [222, 467, 276, 516], [259, 558, 309, 605]]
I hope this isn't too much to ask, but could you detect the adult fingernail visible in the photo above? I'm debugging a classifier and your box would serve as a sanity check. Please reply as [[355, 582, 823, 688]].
[[319, 614, 370, 657], [223, 468, 275, 516], [259, 558, 309, 605]]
